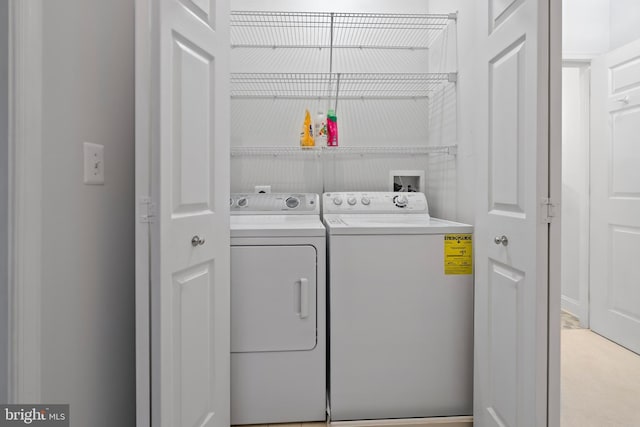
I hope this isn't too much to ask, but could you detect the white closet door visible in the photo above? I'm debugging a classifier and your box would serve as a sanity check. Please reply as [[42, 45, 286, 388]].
[[590, 38, 640, 355], [474, 0, 552, 425], [143, 0, 231, 426]]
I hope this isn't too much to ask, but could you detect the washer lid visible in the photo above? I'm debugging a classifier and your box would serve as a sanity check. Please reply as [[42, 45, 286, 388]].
[[231, 214, 325, 238], [323, 214, 472, 235]]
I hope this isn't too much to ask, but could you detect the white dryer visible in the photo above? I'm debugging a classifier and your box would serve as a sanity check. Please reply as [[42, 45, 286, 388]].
[[230, 193, 326, 425], [323, 192, 473, 421]]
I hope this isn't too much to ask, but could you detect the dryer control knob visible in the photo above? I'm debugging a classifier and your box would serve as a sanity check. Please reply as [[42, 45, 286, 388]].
[[285, 197, 300, 209], [237, 197, 248, 207], [333, 197, 343, 206], [394, 195, 408, 208], [361, 197, 371, 206], [347, 197, 357, 206]]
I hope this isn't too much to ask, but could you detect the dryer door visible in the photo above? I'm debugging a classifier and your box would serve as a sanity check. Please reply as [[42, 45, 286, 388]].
[[231, 245, 317, 352]]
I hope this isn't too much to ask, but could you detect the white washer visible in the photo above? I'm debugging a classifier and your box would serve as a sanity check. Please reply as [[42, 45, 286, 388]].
[[323, 192, 473, 421], [230, 193, 326, 425]]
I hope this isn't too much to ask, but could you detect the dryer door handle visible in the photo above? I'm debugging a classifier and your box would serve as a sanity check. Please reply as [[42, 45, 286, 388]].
[[299, 278, 309, 319]]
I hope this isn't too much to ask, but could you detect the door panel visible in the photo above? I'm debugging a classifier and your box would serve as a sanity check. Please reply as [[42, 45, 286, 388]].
[[489, 0, 525, 33], [474, 0, 550, 426], [487, 262, 524, 427], [172, 35, 214, 213], [489, 38, 526, 215], [609, 227, 640, 322], [147, 0, 230, 426], [591, 38, 640, 355], [181, 0, 214, 25], [173, 263, 216, 427], [231, 245, 317, 352], [610, 107, 640, 196]]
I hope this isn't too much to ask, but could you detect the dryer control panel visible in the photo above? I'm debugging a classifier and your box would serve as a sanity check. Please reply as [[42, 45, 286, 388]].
[[231, 193, 319, 214], [323, 192, 429, 214]]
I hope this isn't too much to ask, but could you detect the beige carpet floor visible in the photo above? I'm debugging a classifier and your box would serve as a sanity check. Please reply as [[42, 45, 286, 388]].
[[562, 329, 640, 426]]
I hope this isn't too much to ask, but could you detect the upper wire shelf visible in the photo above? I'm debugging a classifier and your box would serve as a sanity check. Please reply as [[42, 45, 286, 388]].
[[231, 72, 456, 100], [230, 11, 455, 50]]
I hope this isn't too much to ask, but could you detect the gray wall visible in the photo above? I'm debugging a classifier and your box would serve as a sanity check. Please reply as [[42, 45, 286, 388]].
[[40, 0, 135, 426], [610, 0, 640, 50], [562, 0, 610, 58], [0, 0, 9, 405]]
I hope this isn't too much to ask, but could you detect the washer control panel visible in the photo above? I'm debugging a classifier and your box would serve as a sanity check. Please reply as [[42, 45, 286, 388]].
[[231, 193, 319, 214], [323, 192, 428, 214]]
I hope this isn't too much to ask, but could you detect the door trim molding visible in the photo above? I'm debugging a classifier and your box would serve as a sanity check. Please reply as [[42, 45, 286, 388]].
[[7, 0, 43, 403], [547, 0, 562, 425], [134, 0, 152, 425]]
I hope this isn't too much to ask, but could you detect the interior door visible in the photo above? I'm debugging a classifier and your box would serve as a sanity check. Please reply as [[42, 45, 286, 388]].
[[474, 1, 551, 425], [146, 0, 230, 426], [590, 38, 640, 355]]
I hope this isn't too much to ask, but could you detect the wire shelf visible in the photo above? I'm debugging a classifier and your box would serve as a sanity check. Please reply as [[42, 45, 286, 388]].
[[334, 73, 454, 99], [231, 73, 335, 99], [231, 147, 323, 157], [231, 145, 457, 157], [230, 72, 455, 100], [230, 11, 454, 50]]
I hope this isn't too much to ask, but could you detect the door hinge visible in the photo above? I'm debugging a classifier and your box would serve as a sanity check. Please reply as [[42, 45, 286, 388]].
[[139, 197, 155, 223], [542, 198, 556, 224]]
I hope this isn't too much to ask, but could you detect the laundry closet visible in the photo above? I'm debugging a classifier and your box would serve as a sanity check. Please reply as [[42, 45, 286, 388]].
[[228, 0, 470, 424], [135, 0, 558, 425]]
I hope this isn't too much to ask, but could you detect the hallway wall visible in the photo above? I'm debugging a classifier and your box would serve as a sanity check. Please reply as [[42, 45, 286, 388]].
[[610, 0, 640, 50], [39, 0, 135, 425]]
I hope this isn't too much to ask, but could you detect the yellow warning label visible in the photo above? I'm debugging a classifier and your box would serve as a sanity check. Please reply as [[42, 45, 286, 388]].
[[444, 234, 473, 275]]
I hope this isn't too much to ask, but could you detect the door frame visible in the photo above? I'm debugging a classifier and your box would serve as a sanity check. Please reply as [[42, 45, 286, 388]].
[[134, 0, 152, 425], [548, 1, 562, 425], [560, 60, 591, 328], [6, 0, 44, 404]]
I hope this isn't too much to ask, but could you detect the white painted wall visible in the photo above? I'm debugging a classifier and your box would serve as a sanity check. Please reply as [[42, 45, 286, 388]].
[[39, 0, 135, 425], [230, 0, 467, 221], [562, 0, 610, 59], [427, 0, 478, 225], [0, 0, 9, 404], [610, 0, 640, 50], [563, 0, 640, 59], [561, 66, 590, 324]]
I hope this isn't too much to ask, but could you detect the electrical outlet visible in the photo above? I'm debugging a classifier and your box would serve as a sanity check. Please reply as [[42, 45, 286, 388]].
[[255, 185, 271, 194], [84, 142, 104, 185]]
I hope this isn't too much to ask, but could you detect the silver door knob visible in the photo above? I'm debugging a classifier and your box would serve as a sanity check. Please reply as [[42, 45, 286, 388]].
[[494, 235, 508, 246], [617, 95, 630, 104], [191, 236, 206, 247]]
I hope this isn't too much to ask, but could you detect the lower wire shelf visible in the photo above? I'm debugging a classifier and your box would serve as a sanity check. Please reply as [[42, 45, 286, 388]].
[[230, 145, 458, 157]]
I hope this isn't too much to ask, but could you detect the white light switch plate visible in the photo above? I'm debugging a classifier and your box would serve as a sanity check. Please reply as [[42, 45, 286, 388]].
[[84, 142, 104, 185]]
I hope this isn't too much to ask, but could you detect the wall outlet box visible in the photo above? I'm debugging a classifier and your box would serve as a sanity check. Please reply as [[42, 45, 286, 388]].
[[390, 170, 425, 193], [255, 185, 271, 194], [84, 142, 104, 185]]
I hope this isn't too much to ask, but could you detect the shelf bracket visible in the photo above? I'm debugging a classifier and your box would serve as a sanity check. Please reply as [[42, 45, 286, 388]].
[[448, 12, 458, 21], [448, 73, 458, 83]]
